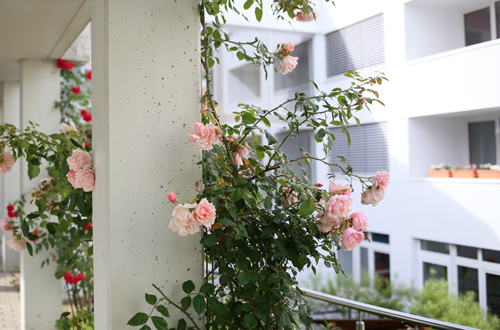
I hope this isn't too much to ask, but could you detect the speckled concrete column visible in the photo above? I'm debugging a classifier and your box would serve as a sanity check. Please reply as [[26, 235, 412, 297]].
[[1, 82, 21, 273], [19, 59, 62, 330], [92, 0, 203, 328]]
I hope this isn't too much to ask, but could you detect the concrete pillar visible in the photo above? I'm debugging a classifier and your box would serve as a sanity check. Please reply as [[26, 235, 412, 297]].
[[1, 82, 21, 273], [92, 0, 203, 328], [19, 59, 62, 330]]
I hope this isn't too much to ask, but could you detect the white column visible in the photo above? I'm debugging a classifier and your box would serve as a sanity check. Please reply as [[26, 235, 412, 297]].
[[92, 0, 203, 329], [20, 59, 62, 330], [1, 82, 21, 273]]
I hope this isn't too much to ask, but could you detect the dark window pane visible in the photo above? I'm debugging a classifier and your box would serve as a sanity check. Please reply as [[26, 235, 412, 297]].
[[458, 266, 479, 301], [423, 262, 448, 282], [421, 240, 450, 254], [457, 245, 478, 259], [486, 273, 500, 317], [496, 2, 500, 39], [375, 252, 390, 281], [469, 121, 496, 165], [372, 233, 389, 244], [465, 7, 491, 46], [360, 247, 369, 272], [483, 249, 500, 264]]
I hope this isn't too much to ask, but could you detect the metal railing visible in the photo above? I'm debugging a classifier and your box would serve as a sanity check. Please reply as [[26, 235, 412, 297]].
[[300, 287, 479, 330]]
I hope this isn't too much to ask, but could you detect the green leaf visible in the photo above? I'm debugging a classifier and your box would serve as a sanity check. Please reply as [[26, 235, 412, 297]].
[[177, 319, 187, 330], [211, 0, 219, 13], [243, 0, 253, 9], [208, 297, 229, 316], [156, 305, 169, 317], [70, 138, 83, 148], [199, 283, 215, 294], [139, 326, 151, 330], [200, 234, 218, 247], [127, 312, 149, 326], [27, 165, 40, 180], [181, 296, 191, 311], [265, 131, 278, 145], [299, 305, 313, 325], [297, 199, 315, 216], [232, 188, 244, 201], [26, 241, 33, 256], [255, 7, 263, 22], [72, 236, 81, 249], [46, 222, 57, 235], [193, 294, 206, 315], [60, 312, 71, 318], [243, 314, 258, 329], [151, 316, 168, 330], [237, 51, 245, 61], [145, 293, 157, 305], [182, 280, 195, 294]]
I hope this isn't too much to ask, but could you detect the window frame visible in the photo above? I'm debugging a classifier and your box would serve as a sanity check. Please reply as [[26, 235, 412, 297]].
[[463, 1, 500, 45]]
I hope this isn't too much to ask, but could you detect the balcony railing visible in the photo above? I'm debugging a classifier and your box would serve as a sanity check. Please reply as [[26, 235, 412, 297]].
[[300, 287, 478, 330]]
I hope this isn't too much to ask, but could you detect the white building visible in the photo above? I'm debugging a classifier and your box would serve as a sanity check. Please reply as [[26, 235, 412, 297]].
[[213, 0, 500, 316]]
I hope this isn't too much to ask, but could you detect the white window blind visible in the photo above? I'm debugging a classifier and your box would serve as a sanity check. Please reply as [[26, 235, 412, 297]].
[[328, 122, 388, 174], [276, 130, 314, 181], [326, 14, 385, 77], [274, 41, 310, 91]]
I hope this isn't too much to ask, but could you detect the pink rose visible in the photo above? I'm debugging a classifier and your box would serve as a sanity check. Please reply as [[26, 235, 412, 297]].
[[238, 143, 249, 157], [351, 212, 369, 231], [187, 123, 221, 150], [361, 187, 385, 206], [324, 194, 352, 222], [234, 154, 243, 167], [372, 171, 390, 189], [284, 42, 294, 53], [341, 228, 364, 251], [169, 203, 199, 236], [286, 191, 299, 204], [316, 212, 333, 233], [295, 8, 320, 22], [67, 170, 77, 187], [166, 192, 177, 203], [279, 55, 298, 75], [75, 169, 95, 192], [0, 217, 13, 232], [0, 151, 15, 174], [67, 149, 92, 171], [6, 236, 27, 251], [329, 180, 352, 196], [193, 198, 216, 229]]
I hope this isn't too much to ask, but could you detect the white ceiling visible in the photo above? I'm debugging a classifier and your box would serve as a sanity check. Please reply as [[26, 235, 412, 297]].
[[406, 0, 492, 11]]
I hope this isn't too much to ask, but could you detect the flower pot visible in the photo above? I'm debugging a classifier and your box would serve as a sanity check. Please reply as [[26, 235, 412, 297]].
[[451, 170, 478, 178], [428, 169, 452, 178], [477, 170, 500, 179]]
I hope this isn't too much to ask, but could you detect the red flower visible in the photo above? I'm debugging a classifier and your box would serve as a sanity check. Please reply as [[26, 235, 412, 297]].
[[57, 59, 67, 69], [6, 205, 14, 211], [83, 222, 92, 230], [84, 141, 90, 146], [83, 114, 92, 122], [80, 109, 88, 116], [86, 71, 92, 80], [8, 211, 17, 218], [64, 272, 84, 284], [66, 62, 74, 70], [52, 258, 56, 261], [30, 229, 41, 242], [71, 86, 81, 94], [317, 183, 323, 187]]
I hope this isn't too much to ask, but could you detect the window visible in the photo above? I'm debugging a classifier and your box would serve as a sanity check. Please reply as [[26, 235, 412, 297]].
[[423, 262, 448, 282], [457, 245, 478, 259], [328, 122, 389, 174], [458, 266, 479, 301], [464, 2, 500, 47], [469, 121, 496, 165], [421, 240, 450, 255], [276, 130, 314, 181], [274, 41, 310, 91], [465, 7, 491, 46], [486, 273, 500, 316], [325, 14, 385, 77], [355, 232, 390, 284], [228, 63, 260, 104]]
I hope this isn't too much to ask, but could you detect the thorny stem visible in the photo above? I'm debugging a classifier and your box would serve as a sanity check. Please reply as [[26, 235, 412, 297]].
[[152, 284, 202, 330]]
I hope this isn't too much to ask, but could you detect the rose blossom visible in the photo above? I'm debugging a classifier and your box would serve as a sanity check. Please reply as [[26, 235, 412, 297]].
[[0, 151, 15, 174], [166, 192, 177, 203], [169, 203, 199, 236], [360, 187, 385, 206], [7, 236, 27, 252], [67, 149, 92, 171], [279, 55, 298, 75], [295, 8, 320, 22], [67, 170, 77, 187], [234, 154, 243, 167], [329, 180, 352, 196], [75, 169, 95, 192], [324, 194, 352, 221], [193, 198, 216, 229], [71, 86, 81, 94], [372, 171, 390, 189], [0, 217, 13, 232], [86, 71, 92, 80], [286, 190, 299, 204], [351, 212, 369, 231], [284, 42, 294, 53], [60, 121, 77, 133], [187, 123, 221, 150], [238, 142, 250, 158], [57, 59, 67, 69], [341, 228, 364, 251]]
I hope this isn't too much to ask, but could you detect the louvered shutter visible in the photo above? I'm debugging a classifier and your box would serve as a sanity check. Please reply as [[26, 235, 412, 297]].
[[276, 130, 314, 181], [328, 122, 388, 174], [274, 41, 310, 91], [326, 14, 385, 77]]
